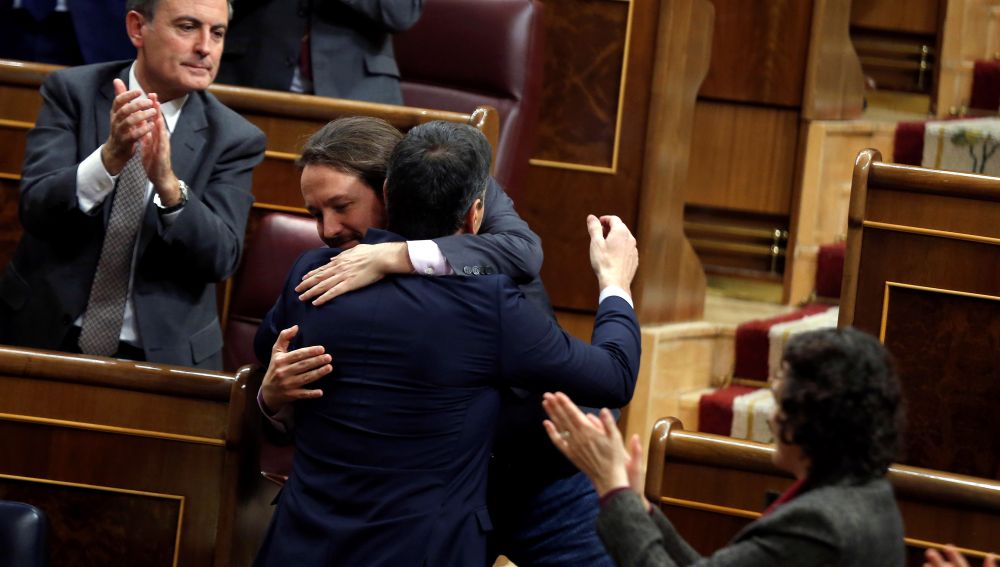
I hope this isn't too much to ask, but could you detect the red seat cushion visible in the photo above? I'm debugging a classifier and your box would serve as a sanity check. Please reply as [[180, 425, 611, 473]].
[[815, 242, 846, 299], [698, 385, 759, 436], [733, 305, 829, 381]]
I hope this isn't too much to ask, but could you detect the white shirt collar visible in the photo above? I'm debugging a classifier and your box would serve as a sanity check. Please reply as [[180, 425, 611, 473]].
[[128, 63, 188, 135]]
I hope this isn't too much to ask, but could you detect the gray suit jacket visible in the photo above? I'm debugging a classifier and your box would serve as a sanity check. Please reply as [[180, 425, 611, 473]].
[[0, 61, 266, 369], [597, 480, 905, 566], [217, 0, 423, 104]]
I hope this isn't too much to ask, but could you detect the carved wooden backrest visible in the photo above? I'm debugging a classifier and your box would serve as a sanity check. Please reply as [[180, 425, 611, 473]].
[[842, 149, 1000, 479], [646, 417, 1000, 565]]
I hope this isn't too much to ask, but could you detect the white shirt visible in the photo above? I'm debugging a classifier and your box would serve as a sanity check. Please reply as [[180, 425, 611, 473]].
[[74, 63, 189, 347]]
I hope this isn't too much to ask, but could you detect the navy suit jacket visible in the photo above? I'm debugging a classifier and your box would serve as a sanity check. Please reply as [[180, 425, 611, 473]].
[[252, 229, 641, 567], [0, 61, 265, 368]]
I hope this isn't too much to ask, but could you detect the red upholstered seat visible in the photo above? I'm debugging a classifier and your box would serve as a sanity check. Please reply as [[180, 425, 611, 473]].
[[970, 60, 1000, 112], [223, 212, 323, 372], [733, 305, 830, 382], [698, 385, 758, 436], [815, 242, 846, 300], [892, 120, 925, 166], [394, 0, 545, 200]]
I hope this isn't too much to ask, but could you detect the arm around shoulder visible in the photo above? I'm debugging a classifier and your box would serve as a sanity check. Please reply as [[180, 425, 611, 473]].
[[433, 178, 543, 282]]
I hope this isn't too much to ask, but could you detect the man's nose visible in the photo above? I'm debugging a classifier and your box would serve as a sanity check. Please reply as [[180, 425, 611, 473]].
[[321, 217, 343, 240], [194, 29, 211, 56]]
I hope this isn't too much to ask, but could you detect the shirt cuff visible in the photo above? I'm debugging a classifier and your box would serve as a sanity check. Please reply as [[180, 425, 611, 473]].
[[598, 486, 633, 508], [599, 286, 634, 308], [257, 387, 294, 433], [407, 240, 453, 275], [76, 145, 119, 213], [153, 192, 184, 226]]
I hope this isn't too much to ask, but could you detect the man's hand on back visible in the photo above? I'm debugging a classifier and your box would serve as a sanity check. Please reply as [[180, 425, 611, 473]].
[[295, 242, 413, 306], [587, 214, 638, 294], [261, 325, 332, 415]]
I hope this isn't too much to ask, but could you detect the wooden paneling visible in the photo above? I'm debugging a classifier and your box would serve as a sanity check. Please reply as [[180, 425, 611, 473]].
[[646, 418, 1000, 564], [802, 0, 865, 120], [882, 284, 1000, 477], [841, 150, 1000, 478], [0, 347, 274, 566], [699, 0, 814, 107], [531, 0, 628, 167], [522, 0, 711, 322], [851, 0, 941, 35], [685, 101, 800, 215]]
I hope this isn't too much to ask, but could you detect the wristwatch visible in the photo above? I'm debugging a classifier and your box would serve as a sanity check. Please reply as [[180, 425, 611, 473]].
[[157, 179, 189, 214]]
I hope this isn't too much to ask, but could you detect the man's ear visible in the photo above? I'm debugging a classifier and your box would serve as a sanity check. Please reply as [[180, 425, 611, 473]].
[[461, 198, 485, 235], [125, 11, 145, 48]]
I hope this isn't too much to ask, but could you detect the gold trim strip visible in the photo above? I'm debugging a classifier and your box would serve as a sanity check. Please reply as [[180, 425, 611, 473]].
[[863, 221, 1000, 246], [0, 412, 225, 446], [527, 159, 616, 174], [0, 118, 33, 130], [658, 493, 993, 557], [879, 282, 1000, 341], [0, 172, 21, 181], [0, 472, 184, 500], [528, 0, 633, 174], [264, 150, 300, 162], [252, 202, 309, 214], [658, 496, 761, 519], [0, 473, 185, 567], [904, 537, 993, 558]]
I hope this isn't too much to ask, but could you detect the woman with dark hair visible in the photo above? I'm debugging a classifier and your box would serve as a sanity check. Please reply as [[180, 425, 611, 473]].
[[543, 327, 906, 566]]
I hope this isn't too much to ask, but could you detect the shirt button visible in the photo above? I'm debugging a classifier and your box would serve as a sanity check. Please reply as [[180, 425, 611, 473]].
[[423, 267, 435, 275], [472, 266, 481, 275]]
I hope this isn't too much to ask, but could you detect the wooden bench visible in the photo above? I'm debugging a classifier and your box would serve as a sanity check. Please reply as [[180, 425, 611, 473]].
[[646, 417, 1000, 565], [0, 346, 276, 566], [841, 149, 1000, 479]]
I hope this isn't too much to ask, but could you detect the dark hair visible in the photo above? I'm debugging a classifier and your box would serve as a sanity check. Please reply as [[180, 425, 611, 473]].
[[776, 327, 903, 485], [384, 121, 491, 240], [126, 0, 234, 22], [297, 117, 403, 198]]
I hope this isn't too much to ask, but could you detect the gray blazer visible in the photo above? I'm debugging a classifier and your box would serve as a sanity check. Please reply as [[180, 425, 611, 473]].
[[0, 61, 266, 369], [217, 0, 423, 104], [597, 480, 905, 566]]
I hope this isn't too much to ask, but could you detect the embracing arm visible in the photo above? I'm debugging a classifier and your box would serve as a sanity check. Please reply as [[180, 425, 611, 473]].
[[297, 178, 542, 305], [434, 177, 542, 281]]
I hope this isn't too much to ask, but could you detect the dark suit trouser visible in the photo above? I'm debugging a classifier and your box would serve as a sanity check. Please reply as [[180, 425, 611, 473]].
[[488, 470, 613, 566]]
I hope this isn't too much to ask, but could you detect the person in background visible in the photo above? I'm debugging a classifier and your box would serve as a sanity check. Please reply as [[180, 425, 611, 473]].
[[0, 0, 265, 369], [544, 327, 906, 566], [215, 0, 421, 104], [0, 0, 136, 65]]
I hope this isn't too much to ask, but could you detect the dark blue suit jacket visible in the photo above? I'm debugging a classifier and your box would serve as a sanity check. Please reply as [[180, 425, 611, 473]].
[[252, 229, 640, 567]]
